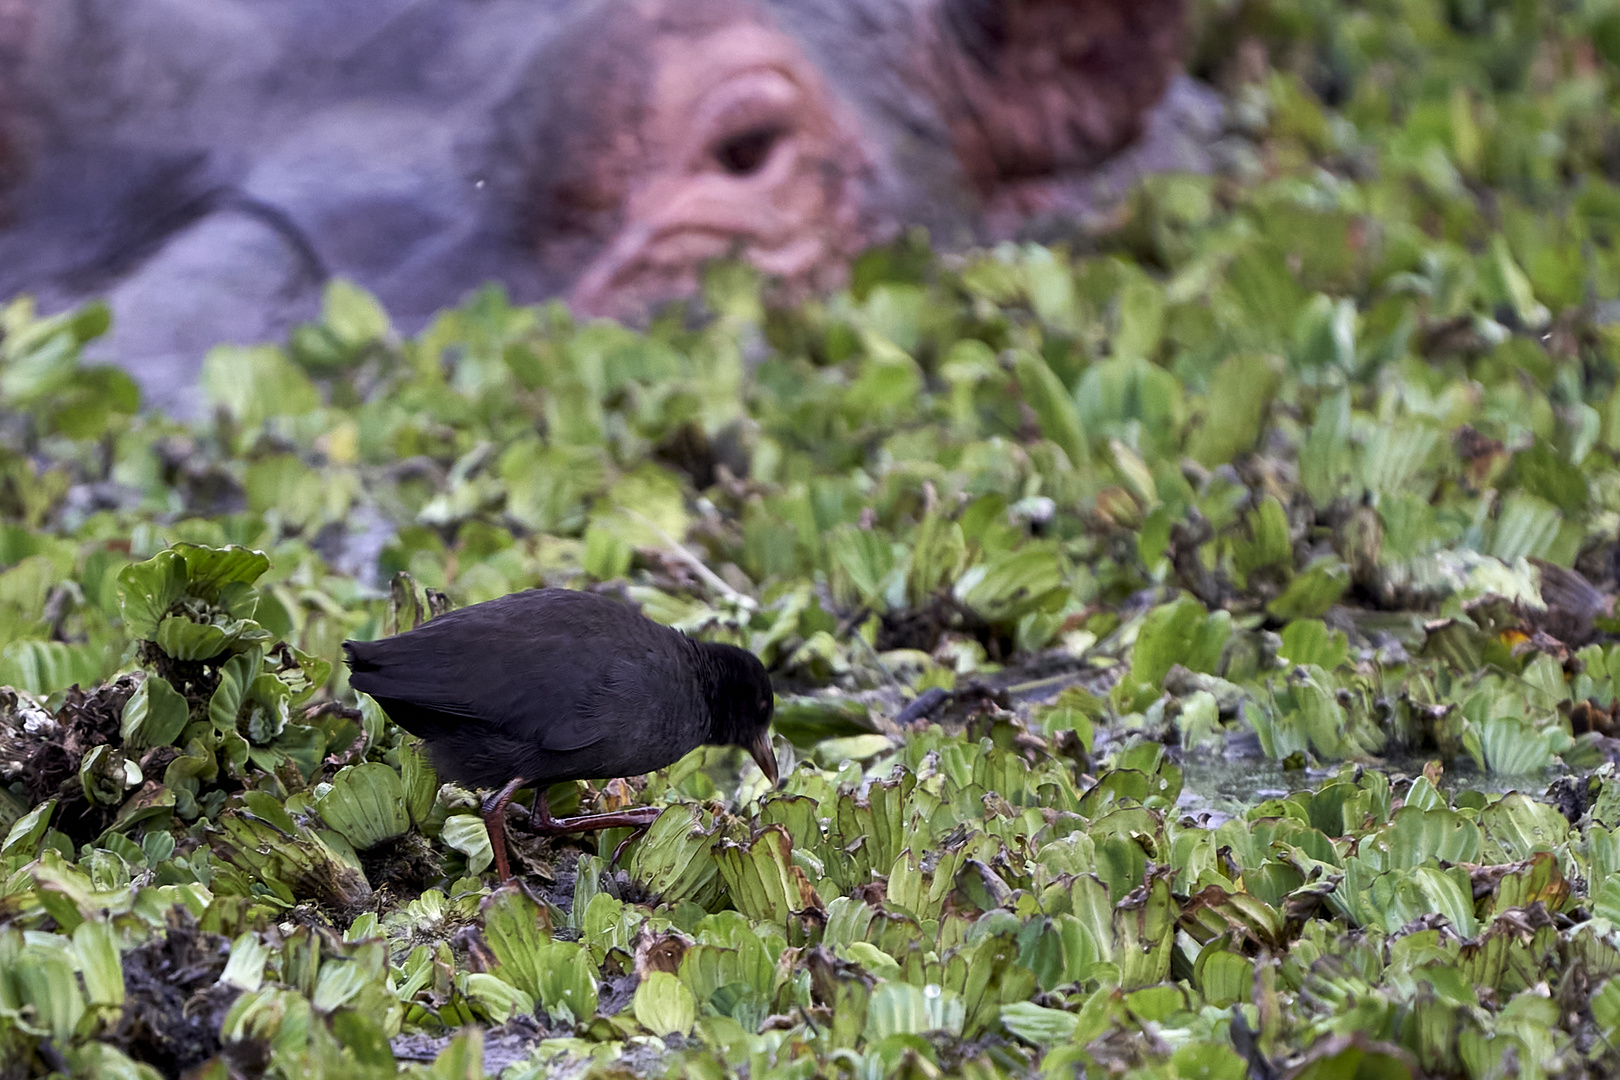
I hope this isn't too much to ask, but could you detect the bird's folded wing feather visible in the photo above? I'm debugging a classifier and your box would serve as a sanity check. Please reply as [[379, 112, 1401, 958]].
[[347, 598, 645, 752]]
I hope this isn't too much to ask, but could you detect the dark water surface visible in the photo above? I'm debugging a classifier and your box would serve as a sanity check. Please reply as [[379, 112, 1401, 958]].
[[1175, 753, 1564, 823]]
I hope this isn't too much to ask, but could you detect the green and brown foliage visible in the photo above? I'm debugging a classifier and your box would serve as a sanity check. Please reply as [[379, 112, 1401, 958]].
[[6, 0, 1620, 1076]]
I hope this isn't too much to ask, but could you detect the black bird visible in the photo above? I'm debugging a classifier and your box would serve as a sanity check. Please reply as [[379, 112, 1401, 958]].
[[343, 587, 777, 880]]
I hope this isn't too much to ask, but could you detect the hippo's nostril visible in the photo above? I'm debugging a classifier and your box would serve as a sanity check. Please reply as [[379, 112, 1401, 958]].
[[713, 126, 784, 177]]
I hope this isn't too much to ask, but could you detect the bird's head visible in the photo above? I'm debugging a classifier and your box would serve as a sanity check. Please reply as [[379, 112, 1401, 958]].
[[700, 641, 779, 787]]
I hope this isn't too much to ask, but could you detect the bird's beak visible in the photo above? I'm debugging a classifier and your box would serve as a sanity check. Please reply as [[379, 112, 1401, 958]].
[[748, 730, 780, 788]]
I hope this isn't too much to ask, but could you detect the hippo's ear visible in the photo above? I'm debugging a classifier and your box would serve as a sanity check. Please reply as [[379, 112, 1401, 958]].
[[930, 0, 1186, 192]]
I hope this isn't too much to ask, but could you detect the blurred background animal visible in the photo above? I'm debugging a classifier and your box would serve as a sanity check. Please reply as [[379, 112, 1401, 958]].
[[0, 0, 1214, 412]]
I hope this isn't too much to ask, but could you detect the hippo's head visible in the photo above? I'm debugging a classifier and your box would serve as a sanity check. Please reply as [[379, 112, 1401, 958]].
[[0, 0, 1198, 411], [502, 0, 1187, 319]]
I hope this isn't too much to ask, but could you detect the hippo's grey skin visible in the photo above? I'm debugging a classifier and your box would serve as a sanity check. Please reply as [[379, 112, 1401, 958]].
[[0, 0, 1218, 415]]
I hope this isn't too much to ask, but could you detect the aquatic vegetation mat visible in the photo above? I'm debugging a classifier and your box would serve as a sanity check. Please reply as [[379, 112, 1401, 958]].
[[8, 0, 1620, 1076]]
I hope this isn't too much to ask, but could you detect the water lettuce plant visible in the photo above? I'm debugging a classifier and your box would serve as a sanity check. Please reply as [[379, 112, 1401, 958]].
[[5, 0, 1620, 1076]]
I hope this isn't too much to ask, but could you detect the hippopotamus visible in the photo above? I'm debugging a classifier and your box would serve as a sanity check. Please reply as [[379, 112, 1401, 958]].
[[0, 0, 1217, 413]]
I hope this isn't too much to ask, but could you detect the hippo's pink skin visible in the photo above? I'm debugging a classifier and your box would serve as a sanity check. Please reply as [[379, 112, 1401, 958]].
[[0, 0, 1210, 412], [537, 5, 879, 319]]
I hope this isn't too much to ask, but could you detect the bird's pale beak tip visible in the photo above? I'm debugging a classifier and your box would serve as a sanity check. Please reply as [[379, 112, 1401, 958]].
[[750, 731, 780, 789]]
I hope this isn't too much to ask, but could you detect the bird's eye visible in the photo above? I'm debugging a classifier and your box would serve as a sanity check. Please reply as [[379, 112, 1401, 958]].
[[713, 125, 784, 176]]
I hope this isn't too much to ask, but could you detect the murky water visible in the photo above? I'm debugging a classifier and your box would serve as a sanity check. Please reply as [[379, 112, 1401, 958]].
[[1175, 753, 1564, 823]]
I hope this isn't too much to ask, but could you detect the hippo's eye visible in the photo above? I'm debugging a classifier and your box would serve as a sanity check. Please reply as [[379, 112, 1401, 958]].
[[714, 125, 785, 177]]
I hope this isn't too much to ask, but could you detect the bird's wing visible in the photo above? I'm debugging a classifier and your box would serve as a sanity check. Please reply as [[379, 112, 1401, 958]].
[[347, 591, 666, 753]]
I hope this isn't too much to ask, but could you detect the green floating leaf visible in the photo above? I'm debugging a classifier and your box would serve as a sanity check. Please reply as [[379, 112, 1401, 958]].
[[1277, 620, 1350, 670], [956, 545, 1067, 627], [1, 799, 55, 863], [71, 920, 125, 1008], [209, 648, 263, 733], [823, 771, 915, 893], [121, 675, 190, 750], [1186, 352, 1281, 467], [1300, 390, 1354, 505], [771, 697, 877, 748], [1591, 978, 1620, 1050], [0, 639, 108, 698], [1489, 234, 1550, 330], [209, 796, 372, 909], [1487, 491, 1565, 564], [202, 345, 321, 425], [1013, 349, 1087, 467], [1117, 595, 1231, 709], [274, 644, 333, 706], [10, 938, 86, 1041], [311, 947, 380, 1014], [482, 886, 553, 1003], [1378, 864, 1480, 937], [1359, 422, 1439, 501], [322, 278, 392, 350], [244, 674, 292, 744], [1194, 946, 1252, 1008], [1463, 716, 1555, 775], [1231, 496, 1294, 581], [116, 550, 186, 640], [633, 971, 696, 1038], [582, 525, 633, 582], [1115, 870, 1177, 989], [118, 545, 272, 661], [221, 933, 271, 993], [1170, 1043, 1248, 1080], [172, 544, 271, 605], [481, 886, 598, 1025], [1512, 440, 1587, 514], [440, 814, 493, 877], [678, 924, 776, 1014], [1267, 561, 1350, 621], [867, 981, 965, 1041], [887, 845, 967, 925], [758, 795, 822, 851], [1000, 1000, 1078, 1044], [1294, 1041, 1415, 1080], [315, 763, 411, 850], [399, 741, 439, 829], [78, 745, 139, 807], [1478, 793, 1572, 864], [812, 734, 895, 770], [629, 805, 721, 909], [1358, 806, 1481, 871], [907, 512, 968, 602], [501, 442, 607, 535], [714, 826, 822, 925], [154, 615, 232, 661], [464, 972, 536, 1025], [1124, 984, 1187, 1023], [828, 525, 899, 610]]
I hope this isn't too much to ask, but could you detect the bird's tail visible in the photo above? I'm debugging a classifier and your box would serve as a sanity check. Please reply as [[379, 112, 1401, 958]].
[[342, 640, 381, 673]]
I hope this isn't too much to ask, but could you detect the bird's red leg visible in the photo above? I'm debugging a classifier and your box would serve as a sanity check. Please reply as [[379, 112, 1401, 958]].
[[530, 789, 663, 834], [482, 776, 528, 882]]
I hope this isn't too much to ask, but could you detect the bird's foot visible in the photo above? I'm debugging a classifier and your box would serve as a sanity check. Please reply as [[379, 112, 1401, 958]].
[[609, 826, 651, 869]]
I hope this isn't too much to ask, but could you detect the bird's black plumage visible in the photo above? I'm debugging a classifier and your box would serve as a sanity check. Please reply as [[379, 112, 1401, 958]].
[[344, 588, 776, 792]]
